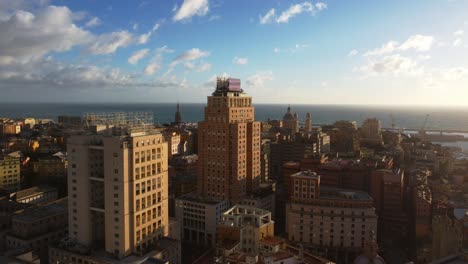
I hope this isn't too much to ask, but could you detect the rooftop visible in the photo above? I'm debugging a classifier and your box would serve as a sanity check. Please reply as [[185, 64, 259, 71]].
[[13, 198, 67, 222], [177, 193, 227, 205], [14, 185, 57, 200], [291, 170, 320, 180], [320, 187, 372, 201]]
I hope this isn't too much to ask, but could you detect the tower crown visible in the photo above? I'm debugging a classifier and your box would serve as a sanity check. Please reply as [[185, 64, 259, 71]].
[[213, 77, 243, 96]]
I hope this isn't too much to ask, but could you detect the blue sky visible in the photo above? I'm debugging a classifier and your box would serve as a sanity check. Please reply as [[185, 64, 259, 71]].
[[1, 0, 468, 105]]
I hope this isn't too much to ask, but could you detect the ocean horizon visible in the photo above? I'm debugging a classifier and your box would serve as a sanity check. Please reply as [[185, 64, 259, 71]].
[[1, 102, 468, 131]]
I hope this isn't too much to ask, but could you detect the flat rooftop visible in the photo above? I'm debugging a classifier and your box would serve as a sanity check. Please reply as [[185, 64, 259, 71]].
[[13, 198, 67, 222], [177, 193, 227, 205], [320, 187, 372, 201]]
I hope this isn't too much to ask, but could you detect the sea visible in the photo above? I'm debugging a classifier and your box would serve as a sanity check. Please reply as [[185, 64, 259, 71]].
[[1, 102, 468, 153]]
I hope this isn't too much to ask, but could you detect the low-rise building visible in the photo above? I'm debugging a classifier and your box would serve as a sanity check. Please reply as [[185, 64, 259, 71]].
[[10, 185, 58, 205], [286, 171, 378, 262], [175, 194, 230, 246], [5, 198, 68, 263]]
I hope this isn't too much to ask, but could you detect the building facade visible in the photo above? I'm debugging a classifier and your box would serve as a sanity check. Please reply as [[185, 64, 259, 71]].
[[286, 171, 378, 261], [0, 156, 21, 191], [197, 77, 261, 204], [49, 132, 169, 262]]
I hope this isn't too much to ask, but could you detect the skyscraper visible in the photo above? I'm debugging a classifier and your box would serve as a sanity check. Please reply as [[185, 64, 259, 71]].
[[50, 132, 170, 262], [197, 77, 261, 204], [305, 112, 312, 132]]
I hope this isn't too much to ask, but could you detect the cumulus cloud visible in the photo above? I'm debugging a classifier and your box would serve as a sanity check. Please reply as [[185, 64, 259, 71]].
[[85, 17, 101, 27], [233, 57, 248, 65], [364, 35, 434, 56], [170, 48, 210, 69], [173, 0, 209, 22], [184, 62, 211, 72], [357, 54, 423, 76], [273, 48, 280, 53], [348, 49, 358, 56], [260, 2, 326, 24], [453, 38, 462, 47], [0, 6, 92, 61], [246, 71, 274, 88], [152, 23, 160, 31], [144, 62, 160, 75], [87, 30, 133, 55], [128, 48, 149, 65], [143, 45, 175, 76], [138, 31, 152, 44], [277, 2, 314, 23], [259, 8, 275, 24], [454, 30, 464, 36]]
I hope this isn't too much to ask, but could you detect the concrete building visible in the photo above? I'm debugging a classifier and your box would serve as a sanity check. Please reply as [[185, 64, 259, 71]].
[[432, 213, 463, 260], [0, 123, 21, 135], [261, 139, 271, 182], [360, 118, 383, 147], [32, 152, 68, 178], [371, 169, 408, 239], [217, 205, 274, 256], [23, 118, 36, 129], [163, 131, 181, 159], [5, 198, 68, 262], [286, 171, 378, 261], [0, 156, 21, 191], [49, 131, 171, 262], [175, 194, 230, 246], [322, 121, 360, 153], [197, 77, 261, 204]]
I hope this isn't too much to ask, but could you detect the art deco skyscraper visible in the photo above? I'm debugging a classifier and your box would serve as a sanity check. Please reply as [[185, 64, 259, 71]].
[[197, 78, 261, 204]]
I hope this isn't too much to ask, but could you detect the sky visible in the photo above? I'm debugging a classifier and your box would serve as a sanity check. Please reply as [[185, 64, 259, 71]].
[[1, 0, 468, 106]]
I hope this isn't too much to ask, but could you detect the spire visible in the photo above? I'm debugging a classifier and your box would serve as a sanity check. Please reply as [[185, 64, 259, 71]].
[[287, 105, 291, 113]]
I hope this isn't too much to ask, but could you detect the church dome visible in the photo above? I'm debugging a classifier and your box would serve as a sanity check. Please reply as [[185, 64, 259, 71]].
[[283, 106, 295, 121]]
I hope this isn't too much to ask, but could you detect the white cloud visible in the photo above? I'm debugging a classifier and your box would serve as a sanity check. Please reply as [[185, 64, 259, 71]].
[[454, 30, 464, 36], [453, 38, 462, 47], [348, 49, 358, 56], [439, 67, 468, 81], [128, 48, 149, 65], [143, 45, 174, 76], [246, 71, 274, 88], [364, 41, 399, 56], [273, 48, 280, 53], [277, 2, 313, 23], [0, 6, 92, 61], [208, 15, 220, 21], [233, 57, 248, 65], [144, 62, 160, 75], [173, 0, 209, 22], [399, 35, 433, 51], [357, 54, 423, 76], [132, 23, 138, 30], [315, 2, 327, 10], [260, 2, 326, 24], [259, 8, 275, 24], [184, 62, 211, 72], [138, 31, 152, 44], [170, 48, 210, 68], [152, 23, 160, 31], [85, 17, 101, 27], [88, 31, 133, 55], [364, 35, 433, 56]]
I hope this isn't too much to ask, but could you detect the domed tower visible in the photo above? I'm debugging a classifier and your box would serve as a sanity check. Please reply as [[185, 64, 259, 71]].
[[283, 105, 299, 133], [305, 112, 312, 132], [174, 102, 182, 125]]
